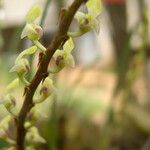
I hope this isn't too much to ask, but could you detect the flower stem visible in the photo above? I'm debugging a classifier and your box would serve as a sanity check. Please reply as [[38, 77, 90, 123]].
[[19, 76, 30, 86], [32, 40, 46, 52], [68, 30, 83, 37]]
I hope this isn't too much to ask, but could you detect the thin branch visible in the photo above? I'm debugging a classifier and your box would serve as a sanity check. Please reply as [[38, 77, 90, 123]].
[[16, 0, 86, 149]]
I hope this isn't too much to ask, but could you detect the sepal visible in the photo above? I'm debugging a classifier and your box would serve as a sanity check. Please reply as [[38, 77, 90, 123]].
[[26, 4, 42, 23]]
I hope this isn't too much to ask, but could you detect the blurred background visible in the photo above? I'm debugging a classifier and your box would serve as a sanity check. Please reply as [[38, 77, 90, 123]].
[[0, 0, 150, 149]]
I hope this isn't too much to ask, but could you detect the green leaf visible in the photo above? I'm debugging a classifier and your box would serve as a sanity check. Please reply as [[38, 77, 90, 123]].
[[86, 0, 101, 18], [16, 46, 37, 62], [63, 38, 74, 53], [26, 4, 42, 23], [0, 138, 7, 149], [6, 78, 19, 92]]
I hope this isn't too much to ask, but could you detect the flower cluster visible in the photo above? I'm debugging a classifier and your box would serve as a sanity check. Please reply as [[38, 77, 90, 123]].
[[0, 5, 49, 149], [0, 0, 101, 149]]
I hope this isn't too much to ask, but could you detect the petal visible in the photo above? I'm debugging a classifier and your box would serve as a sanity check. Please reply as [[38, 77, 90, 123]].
[[63, 38, 74, 53], [53, 49, 64, 60], [6, 78, 19, 91], [21, 24, 36, 39], [26, 4, 42, 23], [23, 24, 41, 41], [42, 77, 53, 90], [86, 0, 101, 18], [66, 55, 75, 68], [9, 64, 21, 73], [34, 25, 43, 38], [16, 46, 37, 62], [21, 25, 28, 39], [75, 11, 86, 23]]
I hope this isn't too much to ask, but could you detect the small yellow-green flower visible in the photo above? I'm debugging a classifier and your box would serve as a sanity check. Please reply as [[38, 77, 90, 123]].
[[21, 4, 43, 41], [10, 58, 30, 76], [33, 77, 55, 104], [40, 77, 54, 99], [75, 0, 101, 33], [10, 46, 37, 76], [53, 38, 75, 71]]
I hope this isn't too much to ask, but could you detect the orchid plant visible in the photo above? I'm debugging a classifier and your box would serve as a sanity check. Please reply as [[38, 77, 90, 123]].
[[0, 0, 101, 149]]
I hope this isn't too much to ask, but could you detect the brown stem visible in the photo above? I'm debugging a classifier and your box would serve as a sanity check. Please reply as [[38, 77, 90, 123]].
[[16, 0, 86, 149]]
